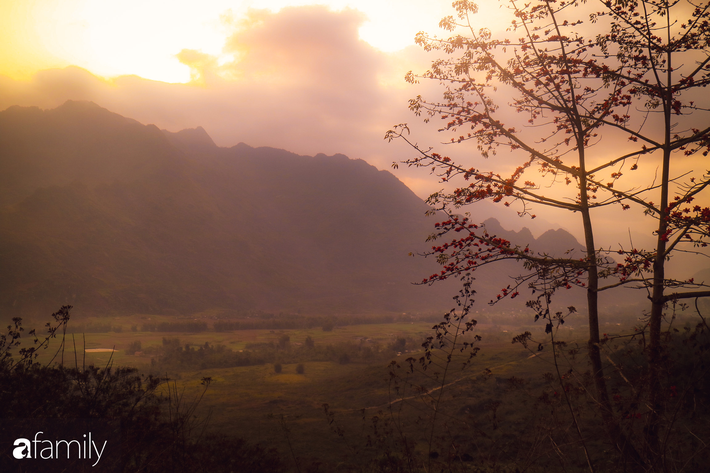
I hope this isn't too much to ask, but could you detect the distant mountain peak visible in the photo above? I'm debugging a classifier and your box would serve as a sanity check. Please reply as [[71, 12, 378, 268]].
[[481, 218, 533, 242], [52, 100, 135, 123], [161, 126, 216, 152], [481, 217, 582, 256], [56, 100, 104, 111], [37, 100, 148, 133], [536, 228, 582, 253]]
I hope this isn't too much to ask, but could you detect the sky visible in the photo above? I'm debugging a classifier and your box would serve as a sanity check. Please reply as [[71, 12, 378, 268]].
[[0, 1, 448, 193], [1, 0, 708, 273], [0, 0, 565, 232]]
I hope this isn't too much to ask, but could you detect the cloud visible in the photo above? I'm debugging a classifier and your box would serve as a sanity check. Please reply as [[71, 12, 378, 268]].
[[222, 7, 374, 87], [175, 49, 219, 84], [0, 5, 427, 173]]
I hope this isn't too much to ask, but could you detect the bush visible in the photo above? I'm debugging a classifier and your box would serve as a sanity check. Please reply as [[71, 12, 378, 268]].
[[125, 340, 142, 355], [278, 334, 290, 349], [142, 322, 157, 332], [391, 337, 406, 353], [274, 363, 282, 373], [296, 363, 305, 374], [322, 322, 334, 332]]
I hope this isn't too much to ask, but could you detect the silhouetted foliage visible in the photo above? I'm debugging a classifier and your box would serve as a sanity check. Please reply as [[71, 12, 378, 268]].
[[278, 334, 291, 349], [125, 340, 142, 355], [338, 353, 351, 365], [322, 321, 335, 332], [0, 307, 284, 472], [304, 335, 315, 349]]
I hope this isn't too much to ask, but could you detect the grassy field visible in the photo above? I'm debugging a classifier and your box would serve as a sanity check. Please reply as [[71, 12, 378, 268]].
[[23, 316, 588, 464], [47, 319, 442, 366], [15, 313, 612, 470], [8, 308, 708, 472]]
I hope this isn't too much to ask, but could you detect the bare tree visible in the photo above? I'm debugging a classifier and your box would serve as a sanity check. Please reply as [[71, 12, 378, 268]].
[[388, 0, 710, 468]]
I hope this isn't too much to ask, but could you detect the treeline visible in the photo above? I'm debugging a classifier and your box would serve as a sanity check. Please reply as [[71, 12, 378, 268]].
[[140, 335, 416, 372], [66, 322, 124, 333], [141, 321, 208, 332], [66, 320, 209, 333], [62, 310, 651, 336], [61, 313, 435, 335], [212, 313, 418, 331], [148, 339, 270, 370]]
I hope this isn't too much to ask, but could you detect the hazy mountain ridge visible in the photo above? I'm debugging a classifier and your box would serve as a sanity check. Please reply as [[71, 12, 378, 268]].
[[480, 218, 583, 257], [0, 101, 587, 317], [162, 126, 217, 152]]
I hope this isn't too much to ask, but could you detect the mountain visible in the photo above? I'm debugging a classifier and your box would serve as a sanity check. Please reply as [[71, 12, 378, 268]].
[[0, 101, 587, 318], [0, 101, 447, 316], [479, 218, 583, 257], [451, 218, 585, 308]]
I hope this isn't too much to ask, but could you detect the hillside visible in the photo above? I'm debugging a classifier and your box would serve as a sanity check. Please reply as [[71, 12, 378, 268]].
[[0, 101, 588, 318]]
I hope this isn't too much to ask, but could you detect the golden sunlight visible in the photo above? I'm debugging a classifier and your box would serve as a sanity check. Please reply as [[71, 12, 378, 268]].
[[0, 0, 468, 83]]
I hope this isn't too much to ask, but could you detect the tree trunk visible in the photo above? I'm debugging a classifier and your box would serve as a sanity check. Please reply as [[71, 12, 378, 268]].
[[579, 146, 644, 468], [645, 20, 674, 463]]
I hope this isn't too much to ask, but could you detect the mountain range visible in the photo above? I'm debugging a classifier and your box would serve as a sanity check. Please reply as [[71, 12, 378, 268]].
[[0, 101, 588, 318]]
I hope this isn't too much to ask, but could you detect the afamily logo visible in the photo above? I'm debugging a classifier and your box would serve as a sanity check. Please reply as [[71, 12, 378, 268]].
[[12, 431, 107, 467]]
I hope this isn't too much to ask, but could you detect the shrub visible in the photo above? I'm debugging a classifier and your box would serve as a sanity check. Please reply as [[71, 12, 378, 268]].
[[125, 340, 142, 355], [278, 334, 290, 349], [296, 363, 305, 374], [391, 337, 406, 353], [274, 363, 282, 374]]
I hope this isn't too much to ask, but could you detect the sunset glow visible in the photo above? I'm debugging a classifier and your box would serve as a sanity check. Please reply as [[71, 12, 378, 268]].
[[1, 0, 670, 245], [0, 0, 453, 83], [0, 0, 451, 195], [3, 2, 710, 466]]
